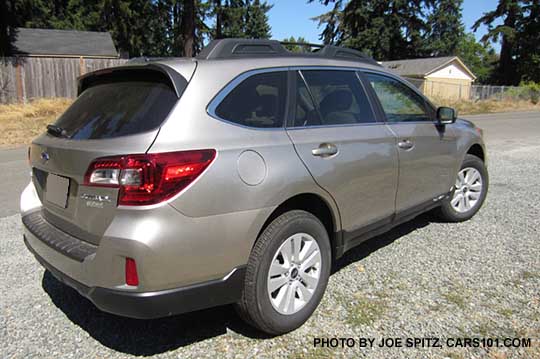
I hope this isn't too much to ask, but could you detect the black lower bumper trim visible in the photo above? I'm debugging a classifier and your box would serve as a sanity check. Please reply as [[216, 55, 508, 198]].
[[24, 236, 246, 319]]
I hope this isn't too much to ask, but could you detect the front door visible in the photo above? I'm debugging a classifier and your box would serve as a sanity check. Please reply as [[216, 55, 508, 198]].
[[286, 69, 398, 238], [364, 72, 457, 213]]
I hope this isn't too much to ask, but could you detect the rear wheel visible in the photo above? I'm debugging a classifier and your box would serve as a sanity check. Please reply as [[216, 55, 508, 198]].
[[236, 210, 331, 335], [436, 154, 488, 222]]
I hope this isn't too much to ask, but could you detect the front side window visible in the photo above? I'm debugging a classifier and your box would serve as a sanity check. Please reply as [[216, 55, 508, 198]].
[[295, 70, 375, 127], [366, 73, 432, 123], [214, 71, 287, 128]]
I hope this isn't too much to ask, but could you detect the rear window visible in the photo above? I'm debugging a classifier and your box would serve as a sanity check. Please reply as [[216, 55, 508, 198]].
[[53, 72, 178, 140], [214, 71, 287, 128]]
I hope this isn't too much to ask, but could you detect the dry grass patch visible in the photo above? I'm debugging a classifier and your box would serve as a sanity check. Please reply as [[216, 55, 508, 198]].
[[430, 97, 540, 115], [0, 98, 72, 146]]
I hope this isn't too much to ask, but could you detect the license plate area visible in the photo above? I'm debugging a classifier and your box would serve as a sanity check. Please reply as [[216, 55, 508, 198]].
[[45, 174, 70, 208]]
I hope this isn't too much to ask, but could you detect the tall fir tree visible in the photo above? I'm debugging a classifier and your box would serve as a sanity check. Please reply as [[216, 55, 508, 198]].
[[516, 0, 540, 82], [456, 33, 497, 83], [426, 0, 465, 56], [473, 0, 522, 85], [245, 0, 272, 39]]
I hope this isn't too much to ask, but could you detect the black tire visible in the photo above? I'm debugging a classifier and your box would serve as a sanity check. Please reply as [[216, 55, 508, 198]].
[[436, 154, 488, 222], [235, 210, 331, 335]]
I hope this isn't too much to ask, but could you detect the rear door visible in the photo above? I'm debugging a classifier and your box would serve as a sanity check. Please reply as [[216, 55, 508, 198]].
[[286, 69, 398, 239], [30, 67, 188, 245], [363, 72, 457, 213]]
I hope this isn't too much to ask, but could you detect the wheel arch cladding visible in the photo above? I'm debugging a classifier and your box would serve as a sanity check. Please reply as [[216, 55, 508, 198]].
[[467, 143, 485, 162], [256, 193, 338, 258]]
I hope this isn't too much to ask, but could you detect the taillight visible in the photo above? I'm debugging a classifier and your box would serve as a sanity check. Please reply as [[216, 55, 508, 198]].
[[84, 149, 216, 206]]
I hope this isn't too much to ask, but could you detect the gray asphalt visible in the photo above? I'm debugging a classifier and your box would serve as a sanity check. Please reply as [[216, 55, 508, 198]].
[[0, 111, 539, 358], [2, 110, 537, 218]]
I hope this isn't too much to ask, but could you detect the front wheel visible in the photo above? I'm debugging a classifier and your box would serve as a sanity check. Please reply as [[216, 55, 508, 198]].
[[436, 154, 489, 222], [235, 210, 331, 335]]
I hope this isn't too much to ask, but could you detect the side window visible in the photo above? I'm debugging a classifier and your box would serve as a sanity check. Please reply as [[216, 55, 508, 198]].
[[294, 72, 320, 126], [215, 71, 287, 128], [366, 73, 432, 123], [295, 70, 375, 127]]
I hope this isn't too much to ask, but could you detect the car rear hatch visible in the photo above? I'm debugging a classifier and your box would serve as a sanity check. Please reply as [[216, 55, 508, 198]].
[[29, 62, 195, 246]]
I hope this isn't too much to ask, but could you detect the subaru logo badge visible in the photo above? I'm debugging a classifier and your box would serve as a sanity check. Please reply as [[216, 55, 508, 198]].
[[40, 151, 50, 161]]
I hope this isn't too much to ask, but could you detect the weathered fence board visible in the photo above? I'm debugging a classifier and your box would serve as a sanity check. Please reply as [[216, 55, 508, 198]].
[[0, 57, 127, 103]]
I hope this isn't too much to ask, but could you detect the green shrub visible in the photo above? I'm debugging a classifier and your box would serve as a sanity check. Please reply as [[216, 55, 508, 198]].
[[520, 81, 540, 104]]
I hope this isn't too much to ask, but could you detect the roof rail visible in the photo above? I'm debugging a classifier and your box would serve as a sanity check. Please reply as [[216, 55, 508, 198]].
[[126, 56, 184, 64], [196, 38, 380, 66]]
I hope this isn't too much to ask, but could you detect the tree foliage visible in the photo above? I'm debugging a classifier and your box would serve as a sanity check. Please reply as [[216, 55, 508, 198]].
[[1, 0, 272, 57], [282, 36, 311, 52], [473, 0, 540, 84], [425, 0, 465, 56], [313, 0, 539, 85], [456, 33, 497, 83]]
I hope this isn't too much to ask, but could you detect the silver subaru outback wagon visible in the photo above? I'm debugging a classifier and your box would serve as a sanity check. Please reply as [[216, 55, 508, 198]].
[[21, 39, 488, 335]]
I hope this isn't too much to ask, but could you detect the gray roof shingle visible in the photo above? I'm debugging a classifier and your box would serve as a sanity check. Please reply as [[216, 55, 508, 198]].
[[13, 28, 118, 58], [381, 56, 457, 77]]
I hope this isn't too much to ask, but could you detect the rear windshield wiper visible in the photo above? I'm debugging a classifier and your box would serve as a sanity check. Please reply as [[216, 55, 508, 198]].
[[46, 124, 68, 138]]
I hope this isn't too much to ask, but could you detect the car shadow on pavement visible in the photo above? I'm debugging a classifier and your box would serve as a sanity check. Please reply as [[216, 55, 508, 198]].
[[41, 213, 433, 355]]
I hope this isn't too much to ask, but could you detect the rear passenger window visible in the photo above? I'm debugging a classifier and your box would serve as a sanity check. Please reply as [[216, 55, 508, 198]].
[[215, 72, 287, 128], [295, 70, 375, 127]]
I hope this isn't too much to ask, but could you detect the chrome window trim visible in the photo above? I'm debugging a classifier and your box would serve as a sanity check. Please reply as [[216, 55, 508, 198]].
[[286, 122, 386, 131], [206, 67, 290, 131]]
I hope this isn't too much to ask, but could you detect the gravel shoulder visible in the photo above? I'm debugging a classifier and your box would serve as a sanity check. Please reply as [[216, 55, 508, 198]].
[[1, 113, 539, 358]]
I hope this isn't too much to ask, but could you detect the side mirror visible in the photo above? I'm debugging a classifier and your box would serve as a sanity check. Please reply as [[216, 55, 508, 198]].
[[436, 107, 457, 125]]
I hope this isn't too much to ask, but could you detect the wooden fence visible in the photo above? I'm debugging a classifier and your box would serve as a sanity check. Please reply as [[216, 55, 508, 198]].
[[0, 57, 127, 103]]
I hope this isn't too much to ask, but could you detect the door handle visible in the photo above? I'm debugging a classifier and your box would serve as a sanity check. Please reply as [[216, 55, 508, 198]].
[[397, 139, 414, 150], [312, 143, 338, 157]]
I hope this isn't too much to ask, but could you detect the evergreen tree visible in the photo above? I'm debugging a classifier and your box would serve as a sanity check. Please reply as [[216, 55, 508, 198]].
[[221, 0, 247, 38], [312, 0, 343, 44], [245, 0, 272, 39], [473, 0, 522, 85], [456, 33, 497, 83], [312, 0, 434, 60], [0, 0, 17, 56], [426, 0, 465, 56], [212, 0, 272, 39], [282, 36, 311, 52], [516, 0, 540, 82]]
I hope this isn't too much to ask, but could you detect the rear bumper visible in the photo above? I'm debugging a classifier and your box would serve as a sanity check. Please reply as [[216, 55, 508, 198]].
[[25, 235, 245, 319]]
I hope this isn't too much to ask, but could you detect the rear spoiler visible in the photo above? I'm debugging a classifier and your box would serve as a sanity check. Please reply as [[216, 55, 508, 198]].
[[77, 63, 188, 98]]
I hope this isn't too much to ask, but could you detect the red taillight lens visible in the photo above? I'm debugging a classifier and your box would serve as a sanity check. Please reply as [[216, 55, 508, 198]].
[[84, 149, 216, 206], [125, 257, 139, 286]]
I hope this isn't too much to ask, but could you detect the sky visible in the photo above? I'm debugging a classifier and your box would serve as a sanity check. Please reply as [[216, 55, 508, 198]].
[[267, 0, 501, 52]]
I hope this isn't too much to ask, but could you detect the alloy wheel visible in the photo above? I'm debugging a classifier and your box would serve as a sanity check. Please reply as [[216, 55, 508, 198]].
[[267, 233, 322, 315], [451, 167, 483, 213]]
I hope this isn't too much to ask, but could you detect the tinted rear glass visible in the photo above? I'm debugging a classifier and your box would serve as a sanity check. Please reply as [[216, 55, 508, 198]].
[[214, 71, 287, 128], [54, 72, 178, 140]]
